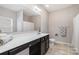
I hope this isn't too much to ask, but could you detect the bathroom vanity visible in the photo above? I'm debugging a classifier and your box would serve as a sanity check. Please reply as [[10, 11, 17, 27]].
[[0, 32, 49, 55], [29, 35, 49, 55]]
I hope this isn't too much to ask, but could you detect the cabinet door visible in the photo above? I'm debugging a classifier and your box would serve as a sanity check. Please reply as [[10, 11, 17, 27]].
[[9, 43, 29, 55], [41, 37, 46, 55], [16, 48, 29, 55], [29, 42, 41, 55], [41, 41, 46, 55], [45, 39, 49, 52], [45, 35, 49, 52], [0, 51, 8, 55]]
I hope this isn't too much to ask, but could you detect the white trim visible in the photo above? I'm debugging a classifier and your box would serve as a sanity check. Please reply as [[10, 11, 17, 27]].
[[55, 41, 70, 45], [54, 40, 72, 47]]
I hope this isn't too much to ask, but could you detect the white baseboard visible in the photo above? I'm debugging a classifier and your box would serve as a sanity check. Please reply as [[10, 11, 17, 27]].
[[55, 41, 70, 45]]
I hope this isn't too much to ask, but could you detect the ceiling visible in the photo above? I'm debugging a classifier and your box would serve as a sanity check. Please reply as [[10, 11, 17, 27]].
[[0, 4, 41, 16], [42, 4, 73, 12], [0, 4, 73, 16]]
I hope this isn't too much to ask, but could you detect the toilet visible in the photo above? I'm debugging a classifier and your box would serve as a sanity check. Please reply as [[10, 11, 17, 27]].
[[49, 38, 55, 46]]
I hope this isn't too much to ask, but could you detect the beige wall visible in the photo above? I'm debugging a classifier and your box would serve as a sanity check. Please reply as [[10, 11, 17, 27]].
[[49, 6, 79, 43], [0, 7, 17, 32], [23, 14, 31, 22], [29, 16, 41, 31]]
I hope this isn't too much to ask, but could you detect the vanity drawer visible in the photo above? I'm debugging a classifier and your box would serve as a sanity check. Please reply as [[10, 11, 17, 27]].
[[29, 38, 41, 55], [0, 51, 9, 55], [29, 38, 40, 46], [9, 43, 29, 55], [16, 48, 29, 55]]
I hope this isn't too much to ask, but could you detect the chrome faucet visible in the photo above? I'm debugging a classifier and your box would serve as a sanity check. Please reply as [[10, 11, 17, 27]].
[[38, 27, 41, 34]]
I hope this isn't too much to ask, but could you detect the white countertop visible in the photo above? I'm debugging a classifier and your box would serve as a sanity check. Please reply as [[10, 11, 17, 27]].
[[0, 31, 48, 53]]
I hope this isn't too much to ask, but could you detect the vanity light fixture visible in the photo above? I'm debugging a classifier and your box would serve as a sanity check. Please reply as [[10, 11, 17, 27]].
[[33, 6, 41, 15], [33, 6, 41, 12]]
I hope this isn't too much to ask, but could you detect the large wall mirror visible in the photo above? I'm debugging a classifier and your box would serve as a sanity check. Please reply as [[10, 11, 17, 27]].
[[0, 16, 13, 33]]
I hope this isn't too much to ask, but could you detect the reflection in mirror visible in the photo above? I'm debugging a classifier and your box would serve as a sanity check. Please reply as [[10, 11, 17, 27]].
[[0, 16, 13, 33]]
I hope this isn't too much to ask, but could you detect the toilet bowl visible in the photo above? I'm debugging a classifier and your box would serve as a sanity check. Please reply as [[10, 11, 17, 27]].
[[49, 38, 55, 46]]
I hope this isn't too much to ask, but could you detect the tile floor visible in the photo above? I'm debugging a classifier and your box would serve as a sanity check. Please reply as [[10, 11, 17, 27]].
[[46, 42, 78, 55]]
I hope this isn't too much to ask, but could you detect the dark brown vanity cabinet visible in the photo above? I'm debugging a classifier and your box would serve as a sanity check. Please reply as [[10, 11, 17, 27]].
[[9, 35, 49, 55], [40, 37, 46, 55], [0, 35, 49, 55], [30, 35, 49, 55], [40, 35, 49, 55], [0, 51, 9, 55], [9, 43, 29, 55], [29, 39, 41, 55], [29, 42, 41, 55], [45, 35, 49, 52]]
